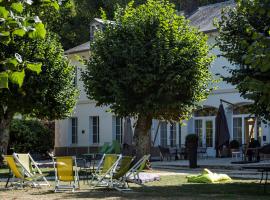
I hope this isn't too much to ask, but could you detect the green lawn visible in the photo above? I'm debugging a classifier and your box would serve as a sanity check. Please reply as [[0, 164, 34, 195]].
[[0, 172, 269, 200]]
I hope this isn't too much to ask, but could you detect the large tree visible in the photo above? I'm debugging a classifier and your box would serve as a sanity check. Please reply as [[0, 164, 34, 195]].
[[0, 32, 78, 154], [216, 0, 270, 120], [82, 0, 213, 157]]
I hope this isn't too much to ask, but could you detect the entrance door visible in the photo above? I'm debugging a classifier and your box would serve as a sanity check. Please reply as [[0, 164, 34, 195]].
[[195, 118, 215, 154]]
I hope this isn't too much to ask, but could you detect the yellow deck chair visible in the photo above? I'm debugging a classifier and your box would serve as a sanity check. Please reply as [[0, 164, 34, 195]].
[[13, 153, 50, 186], [53, 156, 79, 192], [4, 155, 44, 188]]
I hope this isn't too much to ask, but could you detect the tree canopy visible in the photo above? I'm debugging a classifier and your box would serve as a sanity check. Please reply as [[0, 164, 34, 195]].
[[0, 0, 59, 89], [216, 0, 270, 120], [0, 32, 78, 153], [82, 0, 213, 156]]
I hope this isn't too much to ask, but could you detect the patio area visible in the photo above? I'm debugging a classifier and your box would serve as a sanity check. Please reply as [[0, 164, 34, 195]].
[[152, 157, 270, 179]]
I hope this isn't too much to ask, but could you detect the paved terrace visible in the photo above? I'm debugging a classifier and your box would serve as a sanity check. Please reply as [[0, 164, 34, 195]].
[[151, 157, 270, 179]]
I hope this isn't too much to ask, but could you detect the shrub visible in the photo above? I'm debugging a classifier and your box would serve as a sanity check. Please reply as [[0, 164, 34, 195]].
[[229, 140, 240, 149], [8, 119, 54, 155]]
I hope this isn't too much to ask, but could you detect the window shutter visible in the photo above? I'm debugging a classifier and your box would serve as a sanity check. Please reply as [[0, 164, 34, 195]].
[[89, 117, 93, 145], [112, 116, 116, 140]]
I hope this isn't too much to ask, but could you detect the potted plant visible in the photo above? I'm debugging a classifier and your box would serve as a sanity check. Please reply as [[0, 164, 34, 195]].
[[185, 134, 198, 168], [229, 140, 240, 155]]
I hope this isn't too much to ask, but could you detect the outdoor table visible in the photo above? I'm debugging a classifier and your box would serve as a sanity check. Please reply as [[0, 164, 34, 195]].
[[242, 166, 270, 192]]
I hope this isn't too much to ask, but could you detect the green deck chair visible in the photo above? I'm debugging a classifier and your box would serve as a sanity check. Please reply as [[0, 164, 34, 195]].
[[4, 155, 44, 188], [90, 154, 120, 185], [125, 154, 151, 185], [93, 155, 134, 191], [111, 156, 135, 191], [13, 153, 50, 186]]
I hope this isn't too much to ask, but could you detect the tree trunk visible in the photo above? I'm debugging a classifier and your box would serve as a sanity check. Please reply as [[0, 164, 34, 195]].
[[0, 114, 13, 155], [133, 115, 152, 159]]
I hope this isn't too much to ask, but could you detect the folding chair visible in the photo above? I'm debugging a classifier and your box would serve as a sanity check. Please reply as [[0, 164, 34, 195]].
[[4, 155, 45, 188], [93, 155, 134, 191], [90, 154, 119, 184], [125, 154, 151, 185], [13, 153, 50, 186], [110, 156, 135, 191], [53, 156, 79, 192], [91, 154, 121, 186]]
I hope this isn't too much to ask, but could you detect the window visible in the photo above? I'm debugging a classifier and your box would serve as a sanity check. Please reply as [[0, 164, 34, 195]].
[[178, 123, 181, 146], [257, 120, 262, 144], [73, 66, 77, 86], [160, 122, 167, 147], [90, 116, 99, 144], [71, 118, 78, 144], [170, 123, 176, 147], [116, 117, 123, 144], [206, 121, 213, 147], [233, 117, 242, 144], [195, 120, 203, 147]]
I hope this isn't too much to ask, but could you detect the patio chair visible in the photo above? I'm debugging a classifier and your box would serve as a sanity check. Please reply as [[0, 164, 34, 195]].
[[53, 156, 79, 192], [13, 153, 50, 186], [93, 155, 134, 191], [90, 154, 120, 186], [4, 155, 45, 188], [125, 154, 155, 185], [158, 146, 174, 161], [197, 147, 208, 158]]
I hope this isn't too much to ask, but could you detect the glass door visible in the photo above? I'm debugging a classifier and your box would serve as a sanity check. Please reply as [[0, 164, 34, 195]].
[[195, 118, 215, 150]]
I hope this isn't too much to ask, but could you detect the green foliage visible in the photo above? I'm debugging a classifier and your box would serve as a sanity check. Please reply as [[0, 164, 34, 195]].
[[82, 0, 213, 121], [0, 0, 59, 89], [216, 0, 270, 120], [9, 119, 53, 154], [0, 32, 78, 120]]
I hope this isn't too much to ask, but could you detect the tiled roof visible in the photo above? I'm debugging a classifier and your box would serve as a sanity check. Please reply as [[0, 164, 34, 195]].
[[65, 1, 235, 54], [65, 41, 90, 54], [188, 0, 235, 33]]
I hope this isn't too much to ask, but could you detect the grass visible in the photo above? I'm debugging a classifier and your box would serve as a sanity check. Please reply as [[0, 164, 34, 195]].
[[0, 172, 270, 200]]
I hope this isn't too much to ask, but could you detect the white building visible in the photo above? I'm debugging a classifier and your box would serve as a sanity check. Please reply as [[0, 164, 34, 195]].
[[54, 1, 270, 157]]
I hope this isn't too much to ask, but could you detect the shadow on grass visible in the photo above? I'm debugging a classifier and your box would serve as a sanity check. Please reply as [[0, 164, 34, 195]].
[[28, 182, 269, 200]]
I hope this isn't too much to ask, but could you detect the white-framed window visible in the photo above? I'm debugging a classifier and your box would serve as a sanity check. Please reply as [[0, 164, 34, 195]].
[[170, 123, 176, 147], [116, 117, 123, 144], [195, 119, 203, 147], [71, 117, 78, 144], [160, 122, 167, 147], [178, 123, 182, 146], [233, 117, 242, 144], [206, 120, 213, 147], [90, 116, 99, 144]]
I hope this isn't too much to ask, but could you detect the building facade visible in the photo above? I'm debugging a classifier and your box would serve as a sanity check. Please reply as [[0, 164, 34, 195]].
[[54, 1, 270, 157]]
